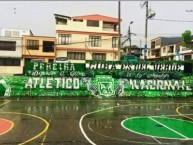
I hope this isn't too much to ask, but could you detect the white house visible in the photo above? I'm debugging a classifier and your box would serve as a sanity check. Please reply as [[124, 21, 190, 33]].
[[0, 28, 33, 75]]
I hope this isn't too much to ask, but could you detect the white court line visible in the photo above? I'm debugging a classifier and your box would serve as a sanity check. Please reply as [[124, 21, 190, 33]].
[[148, 117, 189, 139], [0, 100, 11, 107], [151, 137, 162, 144], [41, 113, 53, 145], [87, 121, 169, 145], [80, 103, 193, 144], [79, 106, 117, 145]]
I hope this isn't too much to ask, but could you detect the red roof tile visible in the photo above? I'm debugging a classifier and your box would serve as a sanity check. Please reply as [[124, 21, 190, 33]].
[[72, 14, 121, 23]]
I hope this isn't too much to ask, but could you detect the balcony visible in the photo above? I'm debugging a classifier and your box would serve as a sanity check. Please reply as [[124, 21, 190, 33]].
[[102, 28, 118, 32], [103, 22, 118, 32]]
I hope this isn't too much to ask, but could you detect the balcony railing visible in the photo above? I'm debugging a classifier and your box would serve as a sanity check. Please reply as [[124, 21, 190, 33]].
[[102, 28, 118, 32]]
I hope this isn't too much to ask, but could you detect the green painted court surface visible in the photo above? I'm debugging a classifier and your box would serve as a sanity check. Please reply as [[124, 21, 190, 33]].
[[122, 117, 193, 140]]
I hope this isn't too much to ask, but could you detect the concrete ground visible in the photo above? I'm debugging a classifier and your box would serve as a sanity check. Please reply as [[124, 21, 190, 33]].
[[0, 97, 193, 145]]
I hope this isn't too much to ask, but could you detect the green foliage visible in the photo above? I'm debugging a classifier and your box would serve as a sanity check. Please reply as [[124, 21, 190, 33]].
[[181, 30, 193, 49], [182, 30, 191, 44]]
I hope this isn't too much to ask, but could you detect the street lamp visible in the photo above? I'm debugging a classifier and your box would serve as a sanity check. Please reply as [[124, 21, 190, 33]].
[[121, 21, 136, 54]]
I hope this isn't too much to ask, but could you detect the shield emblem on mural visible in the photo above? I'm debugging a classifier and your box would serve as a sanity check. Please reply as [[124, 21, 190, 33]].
[[97, 75, 115, 97]]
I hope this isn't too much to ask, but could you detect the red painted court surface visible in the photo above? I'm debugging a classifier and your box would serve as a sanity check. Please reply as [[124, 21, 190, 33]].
[[0, 97, 193, 145], [0, 118, 13, 135]]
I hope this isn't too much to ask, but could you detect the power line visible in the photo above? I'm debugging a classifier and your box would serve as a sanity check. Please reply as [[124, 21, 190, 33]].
[[150, 19, 193, 22], [0, 37, 123, 48]]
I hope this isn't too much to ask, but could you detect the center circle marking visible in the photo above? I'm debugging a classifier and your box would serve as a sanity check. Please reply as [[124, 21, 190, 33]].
[[121, 117, 193, 140]]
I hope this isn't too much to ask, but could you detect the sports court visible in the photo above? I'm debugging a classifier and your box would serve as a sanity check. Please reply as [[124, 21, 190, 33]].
[[0, 97, 193, 145]]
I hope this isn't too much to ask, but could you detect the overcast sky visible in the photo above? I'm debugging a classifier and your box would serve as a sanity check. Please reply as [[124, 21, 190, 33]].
[[0, 1, 193, 47]]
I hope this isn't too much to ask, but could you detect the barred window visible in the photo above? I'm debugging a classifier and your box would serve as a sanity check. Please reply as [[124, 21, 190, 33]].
[[89, 36, 101, 47], [0, 41, 16, 51], [87, 20, 99, 27], [92, 53, 106, 61], [112, 37, 118, 48], [67, 52, 85, 60], [0, 58, 20, 66], [27, 40, 39, 50], [58, 34, 71, 45]]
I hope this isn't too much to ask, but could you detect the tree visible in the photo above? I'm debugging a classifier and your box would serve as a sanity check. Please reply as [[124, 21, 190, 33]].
[[181, 30, 193, 49]]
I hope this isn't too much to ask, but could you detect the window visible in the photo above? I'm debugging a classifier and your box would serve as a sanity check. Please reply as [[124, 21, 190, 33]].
[[27, 40, 39, 50], [43, 41, 54, 52], [30, 58, 44, 63], [163, 47, 166, 53], [13, 31, 19, 37], [58, 34, 71, 45], [73, 19, 83, 22], [0, 58, 20, 66], [148, 51, 150, 56], [67, 52, 85, 60], [168, 46, 174, 53], [155, 39, 161, 46], [48, 59, 54, 62], [112, 37, 118, 48], [176, 43, 180, 52], [103, 22, 117, 31], [0, 41, 16, 51], [5, 31, 11, 37], [92, 53, 106, 61], [184, 55, 191, 60], [56, 18, 67, 25], [87, 20, 99, 27], [151, 41, 155, 48], [89, 36, 101, 47]]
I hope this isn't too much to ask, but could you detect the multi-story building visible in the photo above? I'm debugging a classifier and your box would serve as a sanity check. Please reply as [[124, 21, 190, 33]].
[[0, 28, 33, 75], [54, 14, 121, 63], [22, 35, 56, 63], [180, 45, 193, 60], [148, 36, 193, 61], [147, 37, 182, 60]]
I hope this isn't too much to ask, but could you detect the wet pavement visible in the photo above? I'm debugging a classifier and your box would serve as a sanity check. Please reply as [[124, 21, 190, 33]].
[[0, 97, 193, 145]]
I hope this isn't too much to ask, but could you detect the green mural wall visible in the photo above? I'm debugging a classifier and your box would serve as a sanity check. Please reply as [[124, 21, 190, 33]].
[[0, 61, 193, 98]]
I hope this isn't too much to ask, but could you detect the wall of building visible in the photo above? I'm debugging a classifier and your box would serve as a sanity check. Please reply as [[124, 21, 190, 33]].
[[0, 37, 22, 57], [0, 37, 23, 75], [56, 23, 119, 62], [0, 28, 32, 37], [22, 36, 56, 63], [56, 20, 118, 34]]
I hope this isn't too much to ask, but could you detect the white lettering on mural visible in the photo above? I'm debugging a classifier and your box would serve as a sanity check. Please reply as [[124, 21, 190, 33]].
[[86, 61, 184, 72], [32, 62, 75, 71], [128, 79, 192, 90], [25, 77, 80, 89]]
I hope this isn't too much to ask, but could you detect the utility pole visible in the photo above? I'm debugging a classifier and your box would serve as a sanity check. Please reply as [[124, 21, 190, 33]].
[[144, 1, 148, 60], [141, 1, 155, 60], [118, 1, 121, 59], [128, 21, 133, 54]]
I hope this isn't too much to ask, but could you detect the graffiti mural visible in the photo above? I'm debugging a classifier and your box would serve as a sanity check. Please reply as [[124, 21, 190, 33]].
[[0, 61, 192, 98], [0, 77, 11, 97]]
